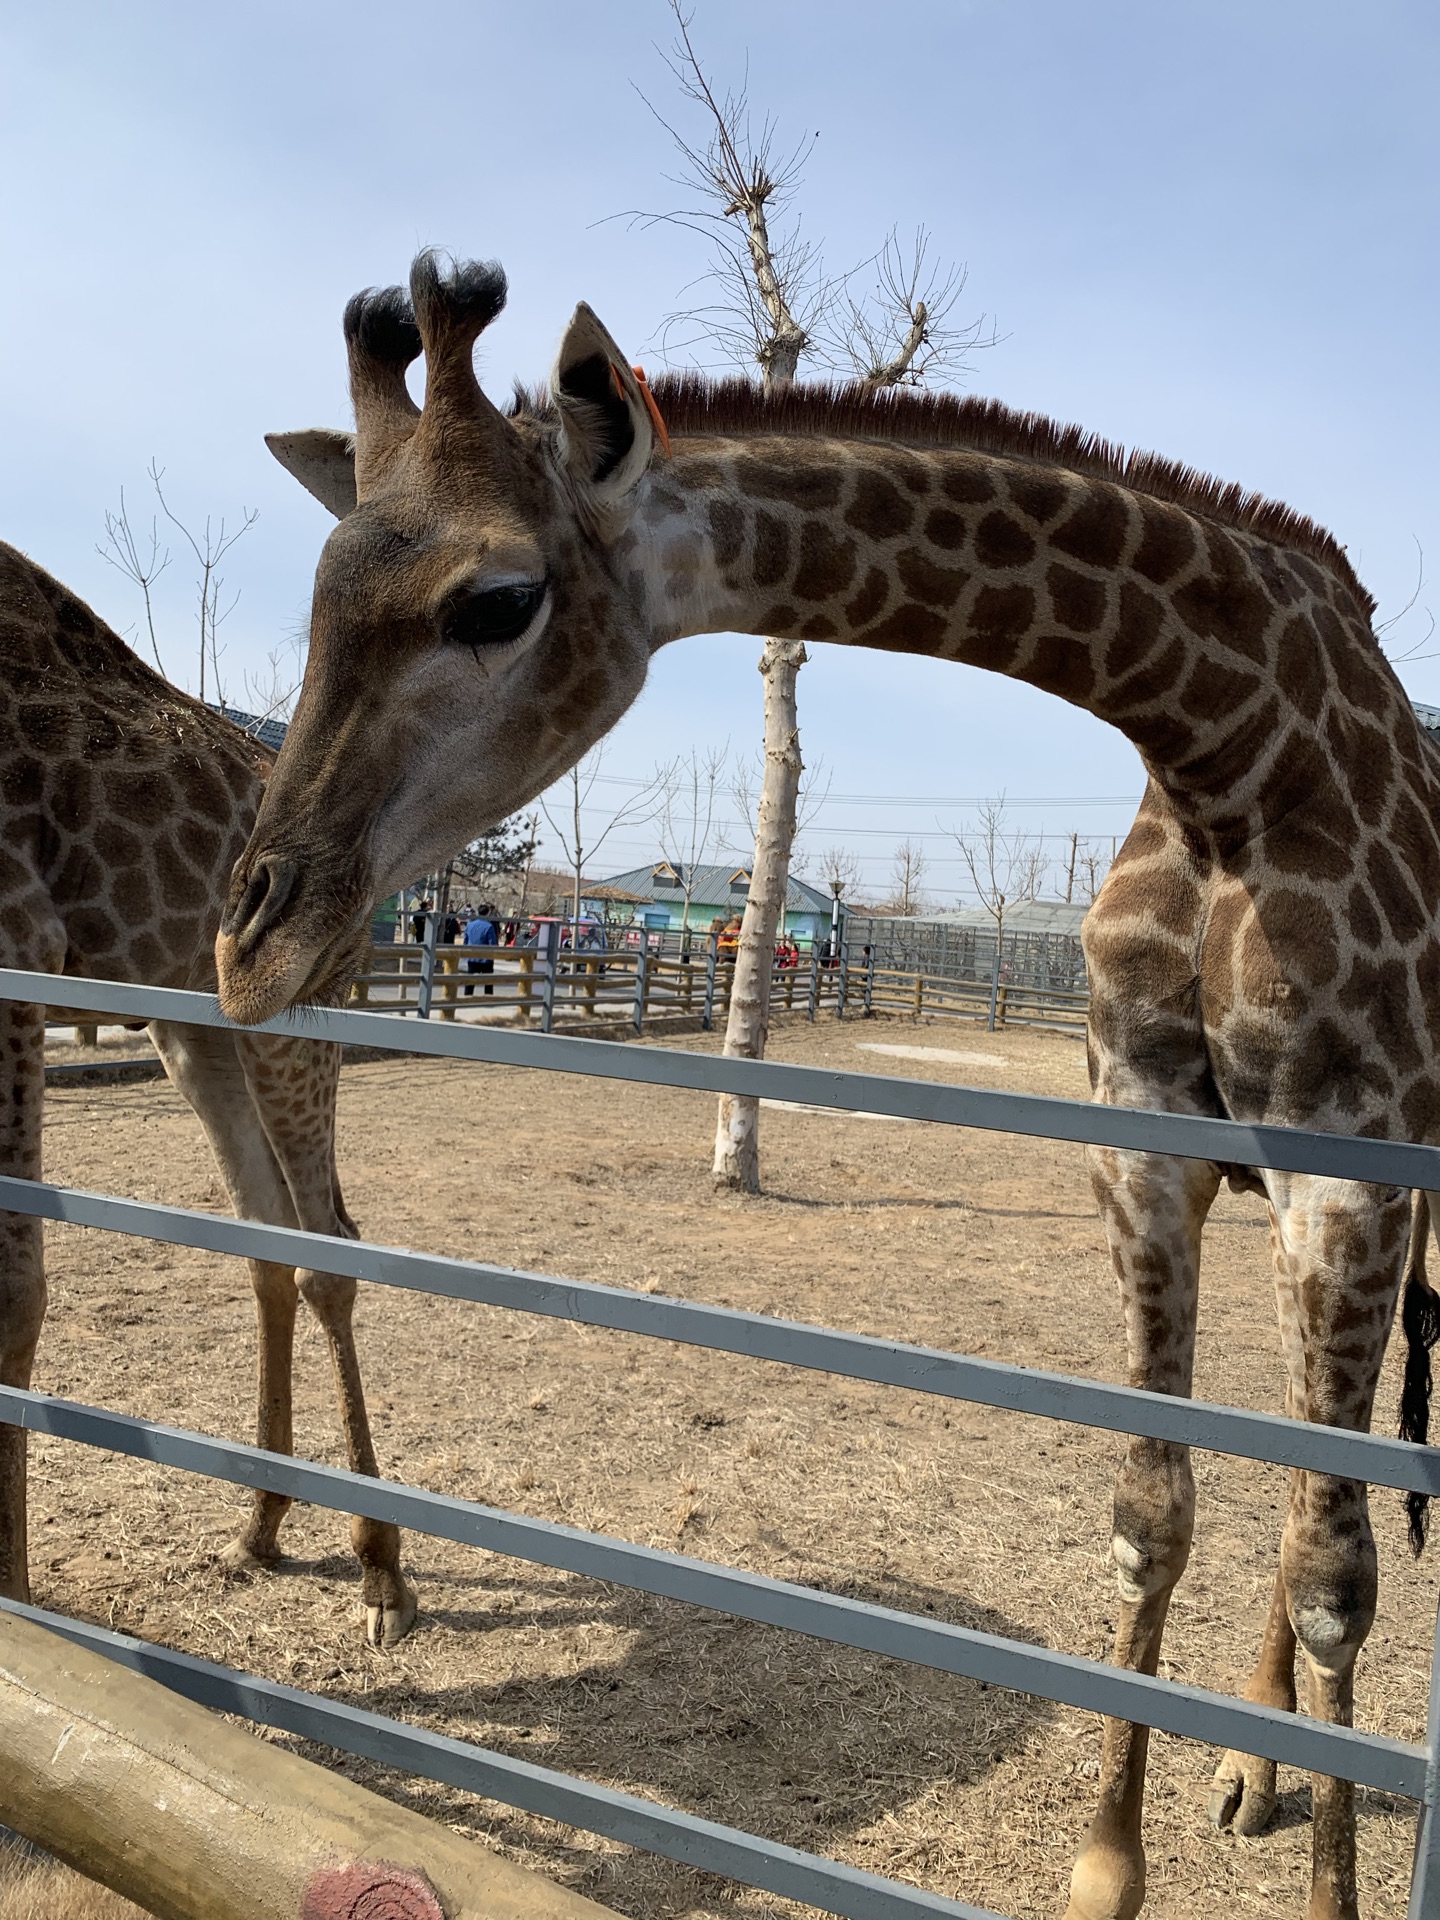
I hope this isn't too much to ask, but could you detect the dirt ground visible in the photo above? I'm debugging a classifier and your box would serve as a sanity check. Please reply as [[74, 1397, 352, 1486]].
[[8, 1013, 1438, 1919]]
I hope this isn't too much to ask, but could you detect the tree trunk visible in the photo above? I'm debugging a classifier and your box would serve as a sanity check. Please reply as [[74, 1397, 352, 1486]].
[[713, 637, 807, 1191]]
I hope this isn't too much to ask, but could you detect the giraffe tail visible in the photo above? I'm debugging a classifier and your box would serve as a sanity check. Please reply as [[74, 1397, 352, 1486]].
[[1400, 1191, 1440, 1555]]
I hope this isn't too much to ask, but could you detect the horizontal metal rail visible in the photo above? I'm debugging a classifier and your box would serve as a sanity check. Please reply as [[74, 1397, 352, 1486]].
[[4, 1169, 1438, 1494], [6, 967, 1440, 1187], [0, 1384, 1423, 1797], [0, 1598, 1004, 1920]]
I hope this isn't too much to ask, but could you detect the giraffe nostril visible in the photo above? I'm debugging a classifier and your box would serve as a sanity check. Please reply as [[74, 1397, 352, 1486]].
[[224, 855, 299, 953]]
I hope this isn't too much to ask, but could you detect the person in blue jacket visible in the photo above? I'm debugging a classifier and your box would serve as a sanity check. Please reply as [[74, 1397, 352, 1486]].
[[463, 903, 498, 995]]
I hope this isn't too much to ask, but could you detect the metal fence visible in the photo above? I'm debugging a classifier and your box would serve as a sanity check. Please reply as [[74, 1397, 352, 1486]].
[[3, 963, 1440, 1919]]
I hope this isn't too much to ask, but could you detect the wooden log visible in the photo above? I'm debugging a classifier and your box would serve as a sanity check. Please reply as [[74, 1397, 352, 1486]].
[[0, 1609, 612, 1920]]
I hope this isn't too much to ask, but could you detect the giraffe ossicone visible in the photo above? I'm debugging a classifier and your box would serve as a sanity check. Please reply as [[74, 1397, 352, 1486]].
[[221, 247, 1440, 1920]]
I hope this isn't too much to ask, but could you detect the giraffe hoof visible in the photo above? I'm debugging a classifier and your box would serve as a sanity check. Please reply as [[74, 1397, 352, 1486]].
[[218, 1535, 286, 1575], [365, 1587, 419, 1649], [1208, 1758, 1277, 1836]]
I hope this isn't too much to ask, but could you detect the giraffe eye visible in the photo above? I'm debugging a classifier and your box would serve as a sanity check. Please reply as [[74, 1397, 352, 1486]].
[[440, 581, 547, 650]]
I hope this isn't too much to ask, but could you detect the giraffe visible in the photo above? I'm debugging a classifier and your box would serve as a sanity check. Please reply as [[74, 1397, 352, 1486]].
[[0, 540, 416, 1646], [217, 250, 1440, 1920]]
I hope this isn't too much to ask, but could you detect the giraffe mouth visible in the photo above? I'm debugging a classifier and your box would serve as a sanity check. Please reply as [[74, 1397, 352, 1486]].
[[216, 851, 372, 1027]]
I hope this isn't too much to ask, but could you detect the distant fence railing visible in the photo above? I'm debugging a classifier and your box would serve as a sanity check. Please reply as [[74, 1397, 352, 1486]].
[[4, 965, 1440, 1917], [352, 927, 1085, 1037]]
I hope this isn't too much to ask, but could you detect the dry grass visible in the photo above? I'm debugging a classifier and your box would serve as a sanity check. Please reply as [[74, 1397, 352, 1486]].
[[16, 1016, 1437, 1919], [0, 1842, 151, 1920]]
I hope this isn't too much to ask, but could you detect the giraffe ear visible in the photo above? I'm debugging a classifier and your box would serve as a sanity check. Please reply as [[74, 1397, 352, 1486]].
[[264, 429, 357, 519], [549, 304, 654, 506]]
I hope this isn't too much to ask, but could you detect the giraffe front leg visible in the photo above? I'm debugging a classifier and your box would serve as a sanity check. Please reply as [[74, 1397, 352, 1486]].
[[1065, 1144, 1218, 1920], [298, 1265, 417, 1649], [1208, 1565, 1297, 1835], [218, 1257, 298, 1571]]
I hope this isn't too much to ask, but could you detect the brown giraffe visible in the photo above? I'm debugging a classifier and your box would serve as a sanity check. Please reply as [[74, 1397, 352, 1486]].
[[218, 251, 1439, 1920], [0, 540, 416, 1646]]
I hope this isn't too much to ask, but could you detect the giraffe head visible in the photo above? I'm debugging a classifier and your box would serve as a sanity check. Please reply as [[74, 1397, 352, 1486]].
[[217, 251, 666, 1022]]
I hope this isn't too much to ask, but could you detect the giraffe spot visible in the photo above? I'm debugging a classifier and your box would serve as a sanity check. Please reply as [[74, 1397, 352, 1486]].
[[793, 521, 857, 601], [1175, 657, 1262, 721], [53, 845, 102, 905], [1274, 616, 1327, 719], [1050, 489, 1127, 569], [1104, 582, 1167, 678], [19, 703, 73, 752], [1254, 889, 1339, 989], [648, 484, 688, 519], [51, 764, 95, 834], [877, 448, 933, 496], [1045, 564, 1106, 633], [1107, 637, 1188, 718], [966, 584, 1035, 670], [752, 512, 792, 589], [1322, 710, 1392, 828], [1131, 505, 1198, 585], [1006, 472, 1068, 525], [923, 506, 967, 550], [800, 613, 838, 640], [1173, 696, 1283, 796], [1171, 527, 1274, 661], [973, 511, 1035, 571], [734, 455, 843, 511], [187, 763, 235, 826], [105, 771, 172, 829], [155, 842, 200, 912], [94, 819, 142, 868], [54, 594, 97, 639], [177, 818, 225, 871], [1326, 618, 1393, 720], [1402, 1076, 1440, 1142], [844, 567, 890, 627], [131, 931, 165, 976], [1366, 839, 1428, 944], [1338, 955, 1422, 1073], [761, 604, 797, 632], [707, 498, 745, 569], [1266, 813, 1356, 885], [862, 605, 949, 654], [159, 916, 196, 953], [1, 757, 44, 807], [112, 867, 157, 922], [1096, 866, 1199, 936], [844, 469, 913, 541], [1027, 634, 1096, 704], [67, 907, 120, 959], [897, 548, 969, 608], [939, 461, 995, 505]]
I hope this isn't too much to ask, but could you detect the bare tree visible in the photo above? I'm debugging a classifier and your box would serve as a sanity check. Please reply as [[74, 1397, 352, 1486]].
[[97, 489, 170, 675], [99, 463, 258, 703], [886, 839, 930, 916], [953, 798, 1050, 950], [241, 631, 307, 730], [632, 5, 993, 1192], [1061, 829, 1113, 906], [539, 746, 669, 932], [656, 744, 729, 935], [817, 844, 863, 902], [831, 228, 997, 390]]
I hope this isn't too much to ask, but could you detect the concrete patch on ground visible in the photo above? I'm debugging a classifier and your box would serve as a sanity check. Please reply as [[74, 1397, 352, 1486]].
[[856, 1042, 1013, 1069]]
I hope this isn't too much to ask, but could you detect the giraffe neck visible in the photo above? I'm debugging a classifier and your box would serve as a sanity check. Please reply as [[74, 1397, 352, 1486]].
[[631, 433, 1396, 830]]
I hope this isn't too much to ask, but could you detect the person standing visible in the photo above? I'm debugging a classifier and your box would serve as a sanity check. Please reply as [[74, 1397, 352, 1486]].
[[463, 902, 499, 995]]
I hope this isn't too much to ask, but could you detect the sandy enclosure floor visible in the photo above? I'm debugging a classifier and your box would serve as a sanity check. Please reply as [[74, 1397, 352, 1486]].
[[13, 1015, 1439, 1919]]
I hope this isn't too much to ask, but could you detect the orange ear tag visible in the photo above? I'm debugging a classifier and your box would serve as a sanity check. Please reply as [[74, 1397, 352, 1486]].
[[611, 361, 672, 459]]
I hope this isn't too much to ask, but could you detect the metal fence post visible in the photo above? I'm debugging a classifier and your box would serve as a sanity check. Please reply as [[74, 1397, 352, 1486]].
[[1408, 1596, 1440, 1916], [807, 942, 821, 1021], [539, 920, 559, 1034], [702, 934, 718, 1031], [864, 947, 875, 1018], [416, 881, 443, 1020], [836, 941, 849, 1020], [633, 947, 649, 1035]]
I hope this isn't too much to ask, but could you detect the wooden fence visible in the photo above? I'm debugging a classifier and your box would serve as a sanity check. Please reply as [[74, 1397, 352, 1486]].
[[348, 937, 1088, 1036]]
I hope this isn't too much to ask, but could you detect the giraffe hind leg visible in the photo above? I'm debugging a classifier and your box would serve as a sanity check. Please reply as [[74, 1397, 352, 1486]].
[[1064, 1144, 1219, 1920], [0, 1000, 48, 1604]]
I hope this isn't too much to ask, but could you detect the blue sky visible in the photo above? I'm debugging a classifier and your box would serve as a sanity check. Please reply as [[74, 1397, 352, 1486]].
[[3, 1, 1436, 901]]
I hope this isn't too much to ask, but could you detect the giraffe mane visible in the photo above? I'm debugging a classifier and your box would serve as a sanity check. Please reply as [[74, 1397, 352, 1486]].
[[537, 373, 1373, 620]]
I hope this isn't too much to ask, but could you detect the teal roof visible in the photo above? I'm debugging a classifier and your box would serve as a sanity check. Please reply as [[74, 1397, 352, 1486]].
[[596, 861, 832, 915]]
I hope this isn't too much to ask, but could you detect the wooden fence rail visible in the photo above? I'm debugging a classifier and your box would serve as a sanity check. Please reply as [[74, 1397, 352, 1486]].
[[0, 1606, 610, 1920]]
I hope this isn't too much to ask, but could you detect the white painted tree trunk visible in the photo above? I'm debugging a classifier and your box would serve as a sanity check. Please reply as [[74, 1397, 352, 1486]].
[[713, 636, 807, 1191]]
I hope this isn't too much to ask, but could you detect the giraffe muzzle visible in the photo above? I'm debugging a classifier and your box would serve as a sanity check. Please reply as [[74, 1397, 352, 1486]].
[[224, 854, 299, 957]]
